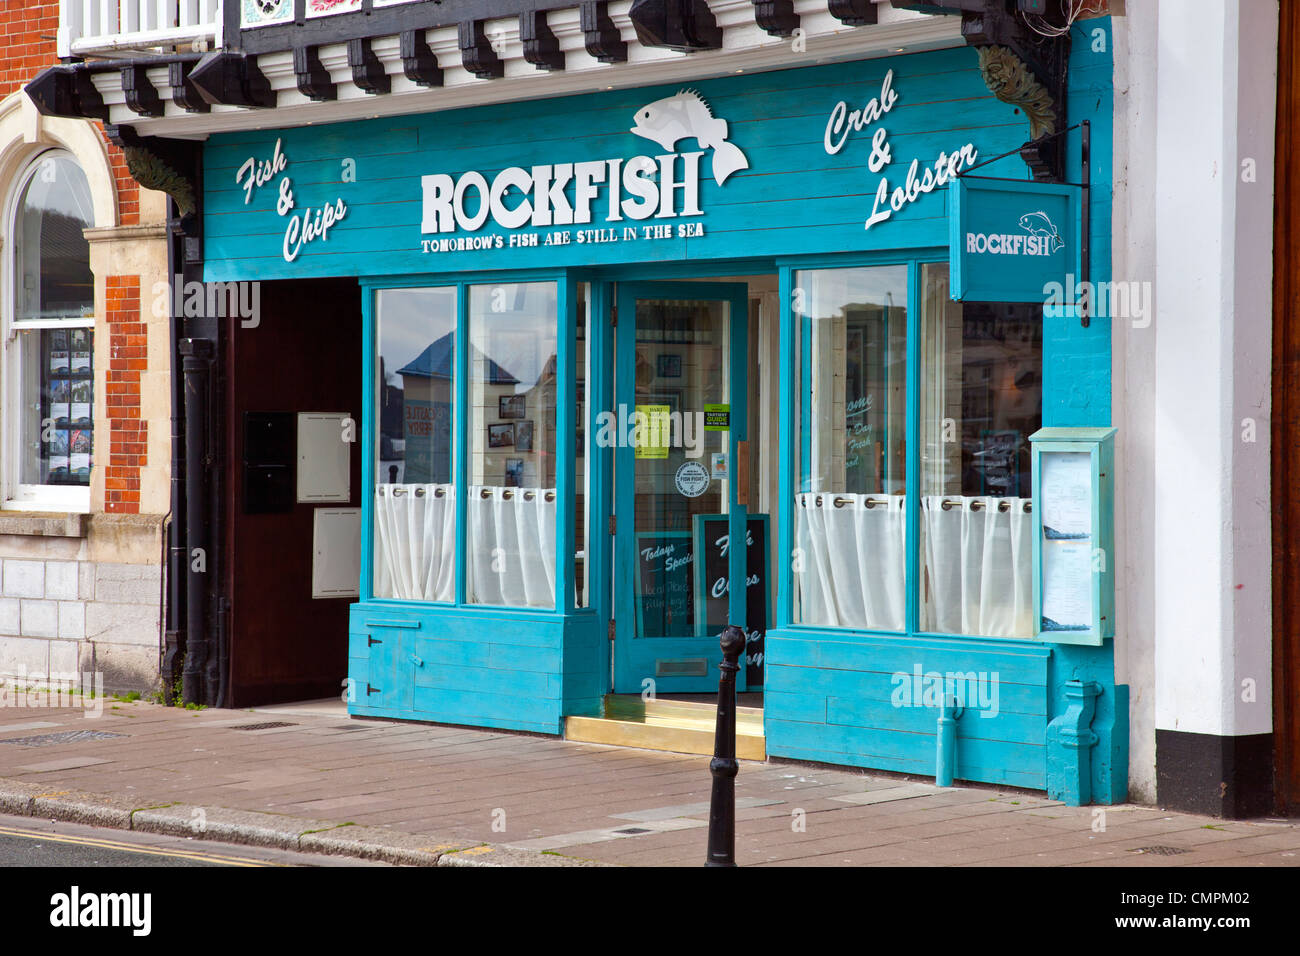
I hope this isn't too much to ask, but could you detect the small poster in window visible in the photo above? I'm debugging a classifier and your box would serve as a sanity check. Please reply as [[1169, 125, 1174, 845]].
[[50, 379, 71, 402], [488, 422, 515, 448], [71, 403, 91, 425], [70, 430, 91, 455], [52, 404, 70, 426], [70, 329, 89, 350], [50, 351, 69, 373], [71, 352, 91, 373], [505, 458, 524, 487], [71, 454, 90, 479], [51, 431, 70, 455], [499, 394, 526, 419], [71, 380, 92, 402], [516, 420, 534, 452], [48, 456, 69, 478]]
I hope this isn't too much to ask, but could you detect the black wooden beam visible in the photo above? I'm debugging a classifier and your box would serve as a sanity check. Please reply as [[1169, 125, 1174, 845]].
[[628, 0, 722, 52], [520, 11, 565, 71], [458, 21, 504, 79], [400, 30, 444, 86], [25, 65, 111, 123], [751, 0, 799, 36], [829, 0, 879, 26], [293, 45, 337, 101], [348, 37, 392, 94], [189, 52, 277, 109], [580, 2, 627, 63], [169, 60, 211, 113], [122, 65, 165, 117]]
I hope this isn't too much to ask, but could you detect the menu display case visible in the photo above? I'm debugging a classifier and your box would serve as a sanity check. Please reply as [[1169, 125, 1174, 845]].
[[1030, 427, 1116, 646]]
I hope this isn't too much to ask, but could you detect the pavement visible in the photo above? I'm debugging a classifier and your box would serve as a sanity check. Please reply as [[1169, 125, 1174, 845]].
[[0, 696, 1298, 867]]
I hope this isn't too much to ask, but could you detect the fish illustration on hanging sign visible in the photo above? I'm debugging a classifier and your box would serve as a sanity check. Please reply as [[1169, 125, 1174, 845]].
[[1019, 211, 1065, 253], [630, 90, 749, 186]]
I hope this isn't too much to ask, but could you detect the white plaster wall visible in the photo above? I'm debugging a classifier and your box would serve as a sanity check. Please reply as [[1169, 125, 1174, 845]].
[[1151, 0, 1276, 742], [1111, 1, 1160, 801], [1231, 0, 1278, 738]]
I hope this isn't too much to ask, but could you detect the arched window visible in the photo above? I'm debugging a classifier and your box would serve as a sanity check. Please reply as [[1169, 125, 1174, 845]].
[[5, 151, 96, 507]]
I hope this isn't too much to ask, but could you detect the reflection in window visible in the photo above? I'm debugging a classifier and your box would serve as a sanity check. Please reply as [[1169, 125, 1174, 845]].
[[919, 263, 1040, 638], [792, 266, 908, 630], [467, 282, 558, 608], [15, 154, 94, 323], [372, 287, 457, 601], [11, 153, 96, 491]]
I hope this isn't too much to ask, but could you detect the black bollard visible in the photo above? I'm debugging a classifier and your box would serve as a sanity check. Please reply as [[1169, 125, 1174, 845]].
[[706, 625, 747, 867]]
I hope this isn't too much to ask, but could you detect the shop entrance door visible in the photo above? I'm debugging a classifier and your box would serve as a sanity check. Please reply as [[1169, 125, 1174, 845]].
[[613, 282, 750, 694]]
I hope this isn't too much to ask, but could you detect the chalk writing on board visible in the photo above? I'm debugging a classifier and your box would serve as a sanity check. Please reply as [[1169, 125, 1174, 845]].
[[635, 532, 695, 638]]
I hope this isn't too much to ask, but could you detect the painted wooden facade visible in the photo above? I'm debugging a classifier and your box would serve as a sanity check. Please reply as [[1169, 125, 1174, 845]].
[[201, 27, 1125, 802]]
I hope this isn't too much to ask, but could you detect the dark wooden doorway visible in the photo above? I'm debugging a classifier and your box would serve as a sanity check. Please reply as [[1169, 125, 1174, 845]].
[[223, 278, 362, 707], [1273, 0, 1300, 814]]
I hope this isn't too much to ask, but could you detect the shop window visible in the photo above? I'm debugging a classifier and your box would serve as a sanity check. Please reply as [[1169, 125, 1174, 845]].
[[372, 286, 457, 601], [4, 152, 96, 511], [919, 263, 1040, 638], [466, 281, 559, 609], [791, 266, 908, 630]]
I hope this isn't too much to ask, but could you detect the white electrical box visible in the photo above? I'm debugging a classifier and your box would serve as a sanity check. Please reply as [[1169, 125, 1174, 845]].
[[312, 507, 361, 599], [298, 412, 352, 503]]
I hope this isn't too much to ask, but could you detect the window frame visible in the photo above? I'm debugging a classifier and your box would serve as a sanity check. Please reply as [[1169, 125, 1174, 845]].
[[777, 251, 1042, 644], [361, 269, 583, 617], [2, 148, 96, 514]]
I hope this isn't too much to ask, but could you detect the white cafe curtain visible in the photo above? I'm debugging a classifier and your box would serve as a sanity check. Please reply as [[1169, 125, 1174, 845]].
[[373, 483, 456, 602], [793, 492, 1034, 638], [794, 492, 906, 631], [372, 483, 557, 608], [921, 495, 1033, 638]]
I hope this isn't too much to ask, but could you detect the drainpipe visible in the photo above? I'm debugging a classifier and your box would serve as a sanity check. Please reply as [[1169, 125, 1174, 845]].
[[179, 337, 213, 706], [161, 202, 186, 704], [936, 696, 963, 787]]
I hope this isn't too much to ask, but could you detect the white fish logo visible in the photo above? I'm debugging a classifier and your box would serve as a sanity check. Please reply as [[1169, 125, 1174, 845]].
[[630, 89, 749, 186], [1019, 211, 1064, 253]]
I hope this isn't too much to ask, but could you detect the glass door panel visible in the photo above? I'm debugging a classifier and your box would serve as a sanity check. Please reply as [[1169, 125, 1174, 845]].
[[614, 282, 749, 694]]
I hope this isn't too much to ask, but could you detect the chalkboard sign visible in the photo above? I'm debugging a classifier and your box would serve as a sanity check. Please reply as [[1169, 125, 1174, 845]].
[[693, 514, 770, 685], [634, 531, 695, 638]]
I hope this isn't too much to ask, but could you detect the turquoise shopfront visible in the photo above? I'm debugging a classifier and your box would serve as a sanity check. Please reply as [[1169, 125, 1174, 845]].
[[202, 30, 1126, 804]]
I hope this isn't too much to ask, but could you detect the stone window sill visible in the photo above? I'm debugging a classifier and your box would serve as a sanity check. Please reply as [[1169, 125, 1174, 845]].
[[0, 511, 89, 538]]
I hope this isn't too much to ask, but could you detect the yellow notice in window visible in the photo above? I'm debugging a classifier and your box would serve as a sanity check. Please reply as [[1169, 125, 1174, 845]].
[[634, 404, 671, 459]]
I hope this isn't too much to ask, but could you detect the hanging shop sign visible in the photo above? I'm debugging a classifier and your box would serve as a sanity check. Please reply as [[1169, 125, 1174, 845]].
[[948, 178, 1083, 303], [204, 50, 1030, 282]]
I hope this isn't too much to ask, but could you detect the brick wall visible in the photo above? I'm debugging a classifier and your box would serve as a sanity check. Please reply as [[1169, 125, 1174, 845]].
[[0, 1, 139, 224], [104, 275, 147, 514]]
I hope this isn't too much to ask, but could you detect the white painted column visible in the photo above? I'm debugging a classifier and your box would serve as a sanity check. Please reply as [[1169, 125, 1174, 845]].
[[1151, 0, 1275, 743]]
